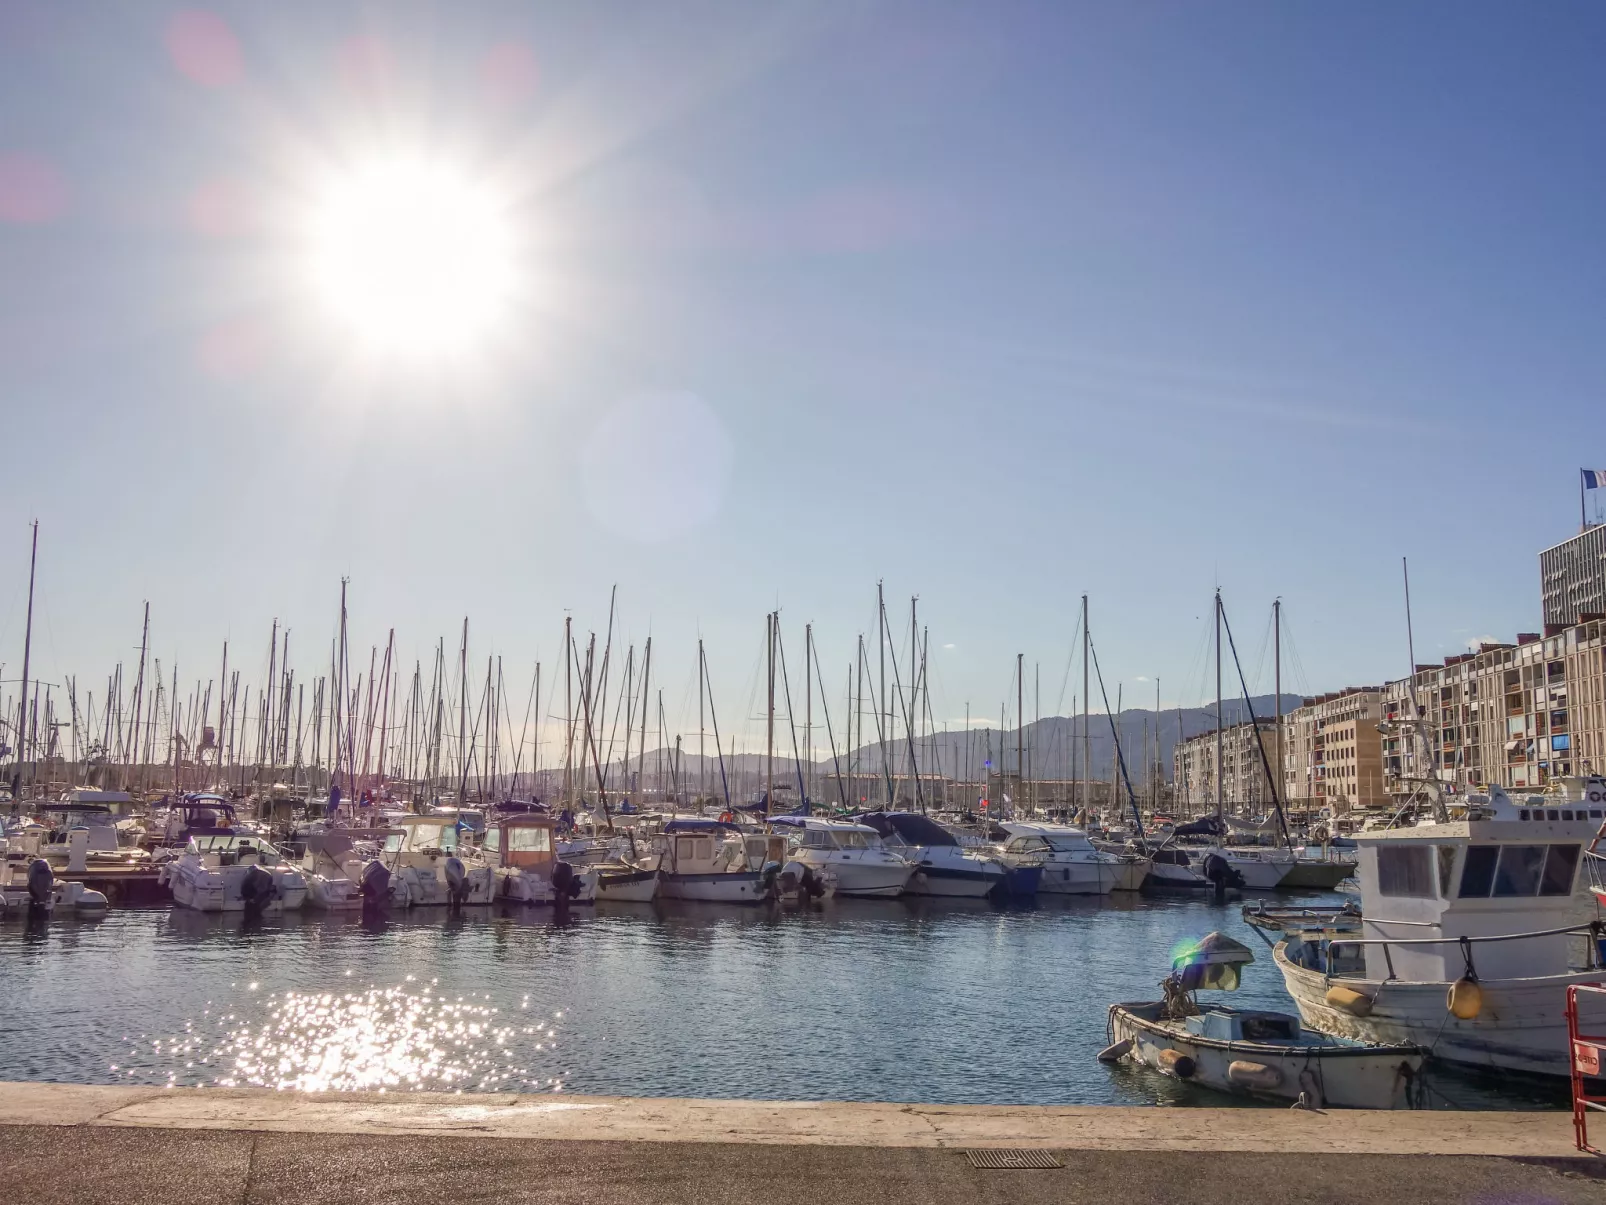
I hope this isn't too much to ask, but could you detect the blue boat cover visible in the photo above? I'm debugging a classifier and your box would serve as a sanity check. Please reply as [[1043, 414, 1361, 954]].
[[663, 818, 741, 834]]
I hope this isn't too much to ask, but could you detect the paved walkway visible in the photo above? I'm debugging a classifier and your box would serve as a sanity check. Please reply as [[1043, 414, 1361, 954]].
[[0, 1083, 1601, 1204]]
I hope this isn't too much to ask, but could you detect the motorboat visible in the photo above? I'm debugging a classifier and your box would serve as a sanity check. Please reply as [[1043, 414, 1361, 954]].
[[1182, 844, 1297, 891], [299, 831, 379, 910], [484, 814, 599, 906], [377, 815, 496, 908], [161, 830, 307, 914], [856, 811, 1005, 898], [1139, 845, 1210, 890], [655, 818, 771, 904], [770, 816, 914, 898], [1275, 779, 1606, 1077], [0, 827, 109, 916], [1105, 932, 1425, 1108], [994, 821, 1142, 895]]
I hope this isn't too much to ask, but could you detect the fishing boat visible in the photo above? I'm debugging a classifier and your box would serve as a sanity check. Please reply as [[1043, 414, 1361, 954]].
[[771, 816, 914, 898], [993, 821, 1140, 895], [161, 830, 307, 914], [1105, 932, 1426, 1108], [857, 811, 1006, 898], [377, 815, 496, 908], [655, 818, 771, 904], [1275, 780, 1606, 1077], [485, 813, 599, 906]]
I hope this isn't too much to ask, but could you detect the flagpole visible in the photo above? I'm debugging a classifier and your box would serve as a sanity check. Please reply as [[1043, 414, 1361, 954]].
[[1583, 468, 1588, 532]]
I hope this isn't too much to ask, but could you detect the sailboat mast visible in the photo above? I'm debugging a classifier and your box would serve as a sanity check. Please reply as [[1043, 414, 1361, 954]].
[[765, 612, 775, 816], [1081, 594, 1090, 817], [1214, 590, 1224, 820], [1274, 599, 1283, 809], [698, 637, 706, 805], [1016, 652, 1024, 816], [804, 622, 812, 805]]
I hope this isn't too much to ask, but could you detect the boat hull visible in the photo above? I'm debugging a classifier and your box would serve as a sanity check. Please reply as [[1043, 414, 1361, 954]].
[[1274, 940, 1596, 1077], [659, 871, 769, 904], [906, 863, 1000, 898], [498, 866, 599, 905], [1035, 859, 1118, 896], [595, 867, 660, 903], [1108, 1002, 1423, 1109], [304, 874, 363, 910]]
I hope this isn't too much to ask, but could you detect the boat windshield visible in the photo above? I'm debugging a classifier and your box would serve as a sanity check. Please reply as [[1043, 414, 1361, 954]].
[[388, 823, 457, 853], [832, 831, 872, 850], [1043, 834, 1094, 853]]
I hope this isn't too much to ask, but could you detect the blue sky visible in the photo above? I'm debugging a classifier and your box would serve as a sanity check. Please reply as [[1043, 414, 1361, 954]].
[[1, 0, 1604, 755]]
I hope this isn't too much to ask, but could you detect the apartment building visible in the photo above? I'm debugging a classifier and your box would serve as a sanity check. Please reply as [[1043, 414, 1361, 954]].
[[1172, 718, 1280, 809], [1540, 524, 1606, 628], [1280, 687, 1387, 813], [1381, 618, 1606, 791]]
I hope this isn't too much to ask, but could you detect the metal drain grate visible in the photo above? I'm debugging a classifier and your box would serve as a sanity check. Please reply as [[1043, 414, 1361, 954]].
[[964, 1149, 1064, 1170]]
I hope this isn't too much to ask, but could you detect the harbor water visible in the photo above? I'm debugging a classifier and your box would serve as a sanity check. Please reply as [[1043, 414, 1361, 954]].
[[0, 894, 1565, 1110]]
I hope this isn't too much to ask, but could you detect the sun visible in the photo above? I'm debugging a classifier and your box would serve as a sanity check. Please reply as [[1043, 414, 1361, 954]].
[[305, 157, 517, 359]]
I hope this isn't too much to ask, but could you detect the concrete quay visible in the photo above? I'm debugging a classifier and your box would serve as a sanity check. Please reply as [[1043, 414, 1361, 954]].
[[0, 1082, 1601, 1204]]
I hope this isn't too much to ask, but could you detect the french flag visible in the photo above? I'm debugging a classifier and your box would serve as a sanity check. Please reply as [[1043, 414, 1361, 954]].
[[1586, 470, 1606, 490]]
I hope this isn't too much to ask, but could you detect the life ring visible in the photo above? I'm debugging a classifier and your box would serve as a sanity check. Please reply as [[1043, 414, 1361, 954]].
[[719, 811, 734, 824]]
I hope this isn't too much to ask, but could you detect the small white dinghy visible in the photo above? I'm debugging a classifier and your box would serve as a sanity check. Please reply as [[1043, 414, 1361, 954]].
[[1104, 932, 1425, 1109]]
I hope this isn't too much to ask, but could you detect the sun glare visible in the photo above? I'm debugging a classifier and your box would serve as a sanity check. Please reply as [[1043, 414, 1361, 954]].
[[306, 158, 517, 359]]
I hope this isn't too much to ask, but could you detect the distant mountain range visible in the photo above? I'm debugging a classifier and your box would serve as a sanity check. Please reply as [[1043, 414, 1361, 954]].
[[535, 694, 1301, 791]]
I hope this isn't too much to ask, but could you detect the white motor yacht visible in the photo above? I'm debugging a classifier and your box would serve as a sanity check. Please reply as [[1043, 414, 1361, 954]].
[[996, 822, 1141, 894], [856, 811, 1004, 898], [1276, 779, 1606, 1077], [162, 830, 307, 914], [485, 814, 599, 905], [772, 817, 914, 898], [378, 815, 496, 908]]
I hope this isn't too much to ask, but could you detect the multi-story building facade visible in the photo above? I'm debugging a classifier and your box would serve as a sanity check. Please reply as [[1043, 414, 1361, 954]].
[[1540, 525, 1606, 628], [1280, 687, 1387, 813], [1172, 718, 1280, 811], [1381, 618, 1606, 792]]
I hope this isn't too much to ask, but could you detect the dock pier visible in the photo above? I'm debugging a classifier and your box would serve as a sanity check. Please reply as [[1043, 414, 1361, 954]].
[[0, 1082, 1599, 1204]]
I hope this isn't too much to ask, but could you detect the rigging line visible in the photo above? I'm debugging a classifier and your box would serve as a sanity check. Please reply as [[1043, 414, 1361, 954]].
[[879, 602, 924, 811], [774, 625, 810, 807], [1087, 630, 1144, 839], [1218, 598, 1294, 849], [1054, 609, 1084, 719], [808, 626, 849, 808], [701, 642, 732, 809]]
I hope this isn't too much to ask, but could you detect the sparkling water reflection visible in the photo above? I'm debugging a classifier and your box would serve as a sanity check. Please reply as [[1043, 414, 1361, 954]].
[[0, 895, 1566, 1109]]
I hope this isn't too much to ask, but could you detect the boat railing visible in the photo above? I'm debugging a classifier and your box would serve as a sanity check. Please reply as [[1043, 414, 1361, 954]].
[[1321, 920, 1604, 981]]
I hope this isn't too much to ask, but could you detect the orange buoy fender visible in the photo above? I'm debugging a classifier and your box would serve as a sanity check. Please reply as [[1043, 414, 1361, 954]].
[[1324, 985, 1374, 1016], [1447, 976, 1483, 1020], [1227, 1060, 1284, 1090], [1157, 1048, 1196, 1079]]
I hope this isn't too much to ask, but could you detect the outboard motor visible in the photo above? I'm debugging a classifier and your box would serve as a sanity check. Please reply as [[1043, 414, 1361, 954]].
[[26, 858, 53, 911], [550, 860, 579, 915], [239, 863, 277, 918], [799, 865, 827, 900], [444, 856, 469, 908], [359, 859, 392, 909], [1202, 852, 1245, 901]]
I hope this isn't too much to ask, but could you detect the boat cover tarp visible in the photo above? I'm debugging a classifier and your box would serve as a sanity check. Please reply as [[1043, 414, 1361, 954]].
[[855, 811, 958, 847], [1171, 815, 1224, 838], [663, 818, 741, 834]]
